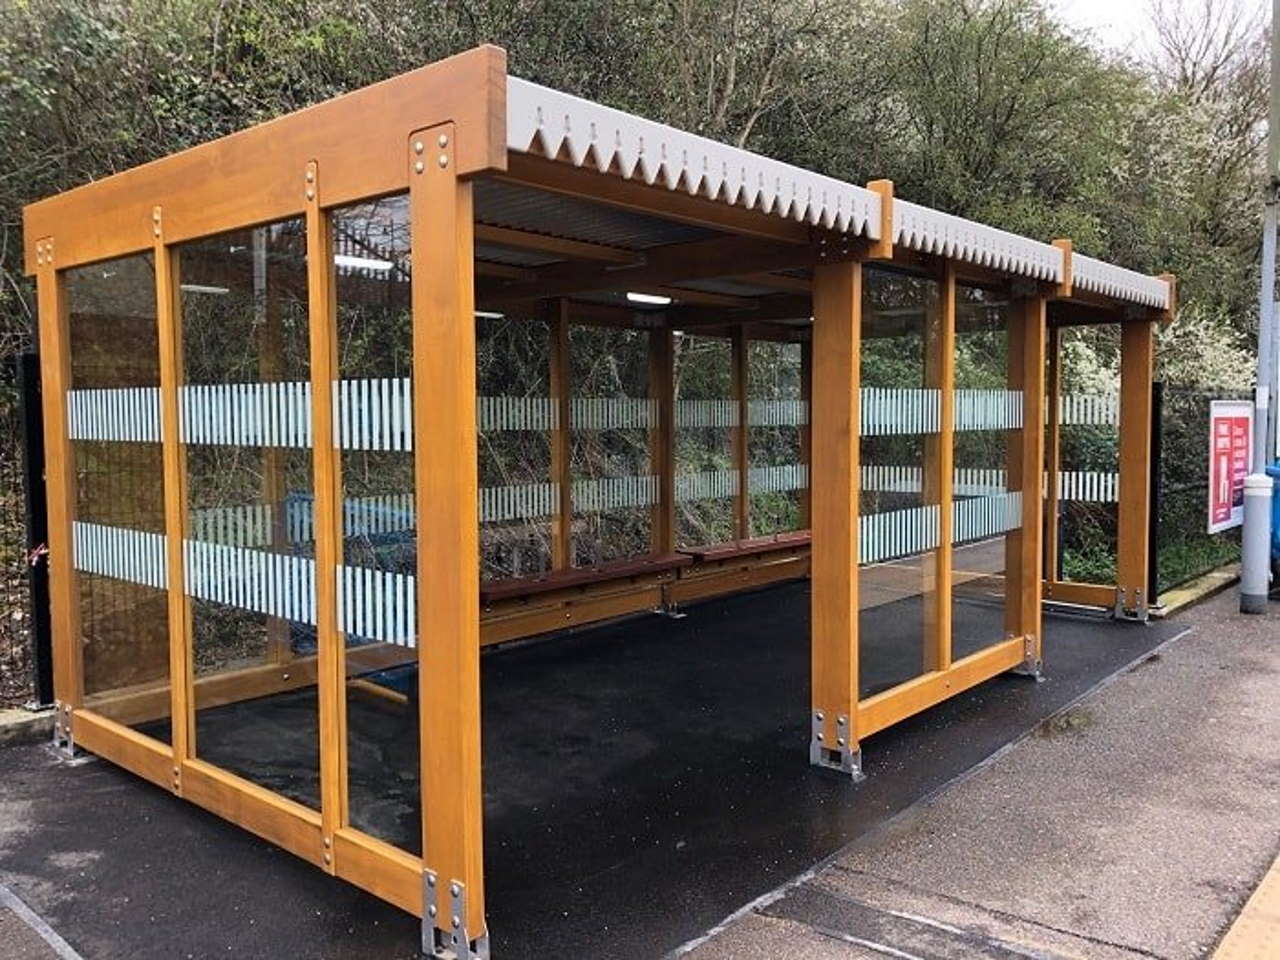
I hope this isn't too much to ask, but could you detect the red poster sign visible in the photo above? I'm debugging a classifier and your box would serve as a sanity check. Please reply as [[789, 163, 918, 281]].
[[1207, 400, 1253, 534]]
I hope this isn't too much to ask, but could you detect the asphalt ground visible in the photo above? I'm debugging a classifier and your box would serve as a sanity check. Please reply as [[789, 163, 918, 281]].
[[0, 579, 1183, 959]]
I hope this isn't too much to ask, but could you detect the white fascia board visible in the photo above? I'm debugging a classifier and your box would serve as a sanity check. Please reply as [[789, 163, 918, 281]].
[[506, 77, 880, 237], [893, 200, 1063, 283], [1072, 254, 1169, 309], [507, 77, 1174, 307]]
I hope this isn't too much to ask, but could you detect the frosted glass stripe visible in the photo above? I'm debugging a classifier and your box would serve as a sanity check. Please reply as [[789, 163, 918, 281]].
[[337, 563, 416, 647], [478, 395, 558, 432], [335, 377, 412, 451], [189, 504, 276, 548], [860, 388, 940, 436], [67, 387, 163, 443], [182, 539, 315, 625], [860, 465, 1008, 497], [573, 475, 659, 511], [480, 482, 558, 523], [181, 381, 313, 448], [571, 397, 656, 430], [1057, 470, 1119, 503], [676, 399, 738, 428], [1057, 393, 1119, 427], [954, 389, 1023, 431], [72, 521, 167, 589], [859, 504, 940, 565], [748, 463, 808, 495], [675, 469, 739, 502], [747, 399, 808, 427], [953, 491, 1023, 544]]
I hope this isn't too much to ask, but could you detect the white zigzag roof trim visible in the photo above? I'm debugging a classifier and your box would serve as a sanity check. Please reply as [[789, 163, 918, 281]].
[[506, 77, 880, 237], [1072, 254, 1169, 310], [892, 200, 1063, 283], [507, 77, 1172, 307]]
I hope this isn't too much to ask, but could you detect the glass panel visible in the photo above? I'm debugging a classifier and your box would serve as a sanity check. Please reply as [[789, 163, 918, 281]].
[[858, 267, 940, 696], [67, 254, 171, 741], [748, 339, 805, 537], [569, 325, 653, 565], [951, 286, 1022, 658], [1057, 325, 1120, 585], [477, 313, 553, 581], [179, 219, 318, 806], [330, 195, 422, 854], [674, 334, 735, 548]]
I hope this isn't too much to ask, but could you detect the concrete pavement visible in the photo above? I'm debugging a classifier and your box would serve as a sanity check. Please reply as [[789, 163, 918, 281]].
[[682, 588, 1280, 960]]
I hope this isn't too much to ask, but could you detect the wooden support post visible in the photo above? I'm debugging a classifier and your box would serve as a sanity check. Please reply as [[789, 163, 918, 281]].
[[922, 266, 955, 672], [410, 124, 487, 955], [799, 337, 813, 529], [732, 328, 750, 540], [155, 210, 193, 779], [1116, 317, 1155, 619], [305, 162, 345, 870], [649, 326, 675, 554], [34, 238, 83, 748], [1005, 293, 1047, 672], [549, 300, 573, 570], [809, 259, 863, 779], [1044, 325, 1062, 584]]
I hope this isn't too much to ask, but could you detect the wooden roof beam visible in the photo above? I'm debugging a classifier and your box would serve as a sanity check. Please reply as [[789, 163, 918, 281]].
[[475, 222, 641, 265], [499, 154, 815, 245], [480, 233, 841, 305]]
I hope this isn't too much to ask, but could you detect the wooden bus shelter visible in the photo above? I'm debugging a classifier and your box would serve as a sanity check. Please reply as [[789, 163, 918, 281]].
[[23, 46, 1174, 957]]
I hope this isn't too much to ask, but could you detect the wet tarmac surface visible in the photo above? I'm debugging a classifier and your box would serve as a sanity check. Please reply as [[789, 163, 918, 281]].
[[0, 581, 1180, 959]]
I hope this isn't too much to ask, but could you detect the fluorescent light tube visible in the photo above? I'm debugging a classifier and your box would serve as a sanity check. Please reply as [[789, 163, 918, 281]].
[[626, 291, 672, 306], [180, 284, 230, 295]]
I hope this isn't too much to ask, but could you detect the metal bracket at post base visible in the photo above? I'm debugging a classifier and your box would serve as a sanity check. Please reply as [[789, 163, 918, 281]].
[[423, 871, 489, 960], [1112, 585, 1150, 622], [1008, 635, 1044, 681], [50, 702, 76, 758], [808, 712, 864, 781]]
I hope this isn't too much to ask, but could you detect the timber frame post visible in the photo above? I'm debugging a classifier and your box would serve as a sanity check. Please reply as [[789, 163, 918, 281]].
[[1044, 324, 1062, 584], [809, 257, 863, 779], [1005, 291, 1048, 674], [650, 325, 676, 556], [411, 125, 488, 957], [732, 327, 750, 540], [304, 161, 345, 869], [549, 300, 573, 570], [155, 209, 192, 786], [34, 237, 81, 753], [922, 265, 956, 674], [1115, 316, 1156, 620]]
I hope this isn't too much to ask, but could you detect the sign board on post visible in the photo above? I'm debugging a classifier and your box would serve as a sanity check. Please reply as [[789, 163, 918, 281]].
[[1208, 399, 1254, 534]]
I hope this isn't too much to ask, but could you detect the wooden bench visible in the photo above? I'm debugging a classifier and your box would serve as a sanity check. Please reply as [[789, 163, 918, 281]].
[[479, 553, 692, 645], [679, 530, 812, 563], [670, 530, 812, 605], [480, 553, 692, 604]]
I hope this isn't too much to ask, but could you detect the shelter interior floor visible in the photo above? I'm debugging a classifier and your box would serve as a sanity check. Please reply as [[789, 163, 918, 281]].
[[159, 574, 1182, 958]]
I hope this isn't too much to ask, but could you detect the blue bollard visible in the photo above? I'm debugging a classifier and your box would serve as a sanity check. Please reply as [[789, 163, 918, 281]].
[[1267, 464, 1280, 573]]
